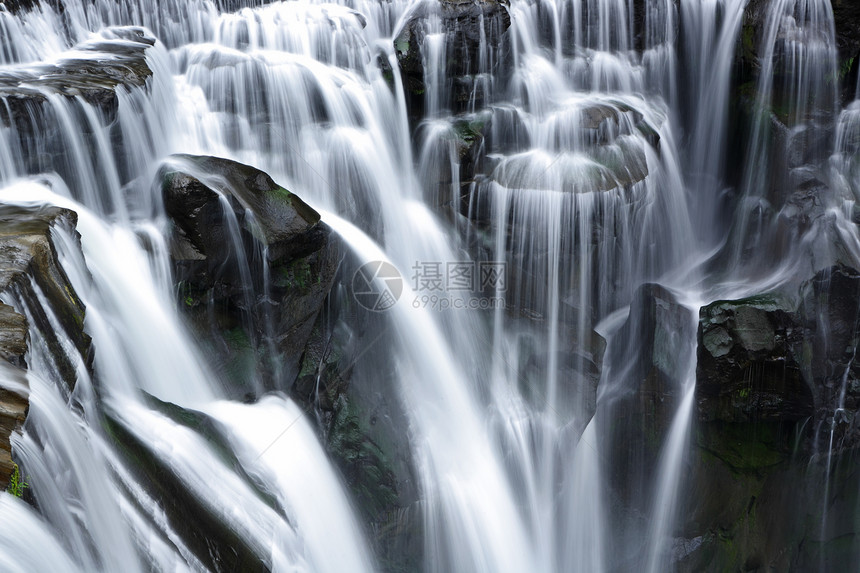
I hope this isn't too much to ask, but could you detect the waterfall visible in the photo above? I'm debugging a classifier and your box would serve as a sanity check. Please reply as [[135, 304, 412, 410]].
[[0, 0, 859, 571], [681, 0, 747, 244], [0, 180, 376, 571]]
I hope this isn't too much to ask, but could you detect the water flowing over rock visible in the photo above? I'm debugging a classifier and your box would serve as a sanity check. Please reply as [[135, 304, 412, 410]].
[[688, 265, 860, 570], [104, 395, 272, 573], [395, 0, 512, 122], [604, 284, 693, 511], [697, 266, 860, 450], [1, 0, 860, 571], [0, 204, 91, 489], [0, 205, 91, 389], [0, 26, 153, 109], [162, 155, 407, 563], [161, 155, 339, 396], [0, 0, 39, 14]]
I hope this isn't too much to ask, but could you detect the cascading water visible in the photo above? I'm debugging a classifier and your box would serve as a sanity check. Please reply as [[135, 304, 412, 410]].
[[0, 0, 860, 571], [0, 181, 376, 572]]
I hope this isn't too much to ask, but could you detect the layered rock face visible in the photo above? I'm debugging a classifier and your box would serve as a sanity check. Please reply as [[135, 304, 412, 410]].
[[0, 25, 153, 119], [0, 26, 155, 206], [0, 205, 91, 489], [0, 206, 91, 390], [0, 306, 28, 487]]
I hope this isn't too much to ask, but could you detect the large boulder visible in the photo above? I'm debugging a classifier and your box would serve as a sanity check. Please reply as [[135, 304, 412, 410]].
[[685, 267, 860, 571], [697, 266, 860, 448], [697, 294, 811, 422], [161, 155, 340, 396], [161, 157, 413, 568], [162, 154, 323, 262]]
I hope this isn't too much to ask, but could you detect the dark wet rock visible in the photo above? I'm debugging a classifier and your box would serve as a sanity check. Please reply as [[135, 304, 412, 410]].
[[678, 440, 853, 573], [697, 294, 811, 423], [617, 284, 695, 391], [451, 111, 490, 194], [736, 0, 857, 105], [604, 284, 694, 509], [681, 414, 860, 573], [795, 265, 860, 447], [697, 266, 860, 445], [163, 155, 415, 569], [161, 155, 339, 396], [291, 280, 421, 572], [104, 400, 271, 573], [395, 0, 512, 124], [0, 205, 91, 391], [832, 0, 860, 83], [686, 268, 860, 571], [163, 154, 323, 262], [418, 112, 491, 215]]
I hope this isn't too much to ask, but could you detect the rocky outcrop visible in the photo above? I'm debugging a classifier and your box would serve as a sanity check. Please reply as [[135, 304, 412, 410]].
[[0, 304, 27, 368], [0, 205, 91, 389], [0, 204, 91, 489], [697, 266, 860, 448], [604, 284, 694, 508], [738, 0, 859, 71], [0, 306, 28, 488], [395, 0, 512, 124], [161, 156, 411, 568], [686, 266, 860, 571], [0, 27, 153, 110], [105, 395, 270, 573], [697, 294, 811, 423], [0, 27, 155, 191], [831, 0, 860, 82], [161, 155, 339, 396]]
